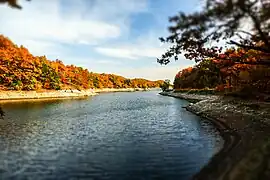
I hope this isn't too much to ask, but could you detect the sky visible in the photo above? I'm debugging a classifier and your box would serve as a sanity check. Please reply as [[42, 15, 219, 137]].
[[0, 0, 202, 81]]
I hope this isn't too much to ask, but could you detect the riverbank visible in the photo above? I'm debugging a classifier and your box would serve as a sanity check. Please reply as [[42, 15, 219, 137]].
[[0, 88, 153, 102], [160, 91, 270, 180], [94, 87, 150, 93], [159, 91, 218, 102], [0, 90, 96, 101]]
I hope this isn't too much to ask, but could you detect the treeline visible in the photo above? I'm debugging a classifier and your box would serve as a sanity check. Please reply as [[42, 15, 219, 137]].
[[0, 35, 163, 90], [174, 48, 270, 94]]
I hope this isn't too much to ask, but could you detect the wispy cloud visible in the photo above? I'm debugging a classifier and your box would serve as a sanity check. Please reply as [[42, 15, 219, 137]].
[[0, 1, 121, 47], [0, 0, 196, 81], [95, 31, 168, 60], [95, 46, 165, 59]]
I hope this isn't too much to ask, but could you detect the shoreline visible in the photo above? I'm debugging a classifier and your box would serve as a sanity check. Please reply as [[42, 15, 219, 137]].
[[0, 88, 155, 102], [94, 88, 151, 93], [160, 91, 270, 180]]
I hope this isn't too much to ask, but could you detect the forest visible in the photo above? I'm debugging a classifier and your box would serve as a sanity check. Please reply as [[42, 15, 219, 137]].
[[173, 47, 270, 95], [0, 35, 164, 91]]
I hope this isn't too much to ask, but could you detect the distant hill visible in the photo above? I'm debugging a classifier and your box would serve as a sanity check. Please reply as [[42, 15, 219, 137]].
[[0, 35, 164, 91]]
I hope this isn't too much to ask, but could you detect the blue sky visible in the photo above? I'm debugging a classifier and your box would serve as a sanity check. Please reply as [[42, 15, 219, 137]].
[[0, 0, 201, 81]]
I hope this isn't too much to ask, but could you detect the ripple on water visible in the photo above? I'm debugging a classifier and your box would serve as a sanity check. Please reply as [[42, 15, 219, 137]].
[[0, 91, 223, 180]]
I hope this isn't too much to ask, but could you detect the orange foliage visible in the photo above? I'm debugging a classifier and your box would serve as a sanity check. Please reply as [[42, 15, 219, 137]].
[[0, 35, 164, 90], [174, 47, 270, 93]]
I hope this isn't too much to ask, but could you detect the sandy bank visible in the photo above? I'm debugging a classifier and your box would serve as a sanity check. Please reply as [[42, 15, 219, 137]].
[[160, 91, 270, 180], [0, 90, 97, 101], [0, 88, 155, 102]]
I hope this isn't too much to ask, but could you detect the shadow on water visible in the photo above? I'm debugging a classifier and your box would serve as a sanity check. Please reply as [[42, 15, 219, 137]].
[[0, 91, 223, 180]]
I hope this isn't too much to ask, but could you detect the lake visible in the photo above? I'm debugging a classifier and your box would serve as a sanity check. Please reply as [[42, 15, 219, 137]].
[[0, 91, 223, 180]]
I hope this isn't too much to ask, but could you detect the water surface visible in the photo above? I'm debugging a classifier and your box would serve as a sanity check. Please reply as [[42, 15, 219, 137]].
[[0, 91, 223, 180]]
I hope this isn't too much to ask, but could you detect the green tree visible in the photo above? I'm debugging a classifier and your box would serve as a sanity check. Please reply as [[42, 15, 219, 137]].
[[160, 79, 171, 92]]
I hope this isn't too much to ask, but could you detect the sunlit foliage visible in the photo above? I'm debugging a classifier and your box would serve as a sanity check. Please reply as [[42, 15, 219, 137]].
[[0, 35, 163, 90], [174, 47, 270, 94]]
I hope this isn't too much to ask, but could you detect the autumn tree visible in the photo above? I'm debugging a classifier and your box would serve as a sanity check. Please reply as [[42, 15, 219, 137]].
[[0, 35, 163, 91], [173, 46, 270, 94], [174, 59, 223, 90], [158, 0, 270, 65]]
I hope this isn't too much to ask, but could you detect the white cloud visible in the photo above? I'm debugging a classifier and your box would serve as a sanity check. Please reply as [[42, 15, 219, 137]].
[[95, 47, 138, 60], [20, 40, 65, 58], [96, 60, 121, 65], [0, 0, 148, 56], [95, 46, 165, 59], [95, 30, 169, 60], [0, 0, 193, 81], [0, 1, 120, 46], [85, 0, 148, 21]]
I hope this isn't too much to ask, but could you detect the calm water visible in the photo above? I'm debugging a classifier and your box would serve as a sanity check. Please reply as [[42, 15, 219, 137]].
[[0, 91, 223, 180]]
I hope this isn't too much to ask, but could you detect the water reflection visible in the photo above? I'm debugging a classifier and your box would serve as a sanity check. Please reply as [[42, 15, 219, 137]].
[[0, 91, 223, 180]]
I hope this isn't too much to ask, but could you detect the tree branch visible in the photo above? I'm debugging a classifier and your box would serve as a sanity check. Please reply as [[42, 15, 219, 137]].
[[235, 33, 250, 42], [228, 40, 270, 53], [239, 3, 270, 49], [237, 30, 254, 37]]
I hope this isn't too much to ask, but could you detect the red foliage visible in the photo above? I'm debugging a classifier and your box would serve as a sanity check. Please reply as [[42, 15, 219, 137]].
[[0, 35, 164, 90], [174, 47, 270, 93]]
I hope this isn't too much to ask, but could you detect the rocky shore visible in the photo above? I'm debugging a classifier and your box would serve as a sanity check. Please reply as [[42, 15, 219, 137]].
[[160, 91, 270, 180]]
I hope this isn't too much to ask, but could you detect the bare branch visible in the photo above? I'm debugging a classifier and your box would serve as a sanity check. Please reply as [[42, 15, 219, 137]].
[[235, 33, 250, 41], [237, 30, 255, 37], [228, 40, 270, 53]]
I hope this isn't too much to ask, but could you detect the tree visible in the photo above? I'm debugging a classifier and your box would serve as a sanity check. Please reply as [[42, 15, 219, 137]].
[[157, 0, 270, 65], [160, 79, 171, 92], [173, 46, 270, 94], [174, 59, 224, 90], [0, 0, 30, 9], [0, 35, 164, 91]]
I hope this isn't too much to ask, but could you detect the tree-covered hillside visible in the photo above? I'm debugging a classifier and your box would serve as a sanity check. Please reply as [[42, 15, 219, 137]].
[[0, 35, 163, 90]]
